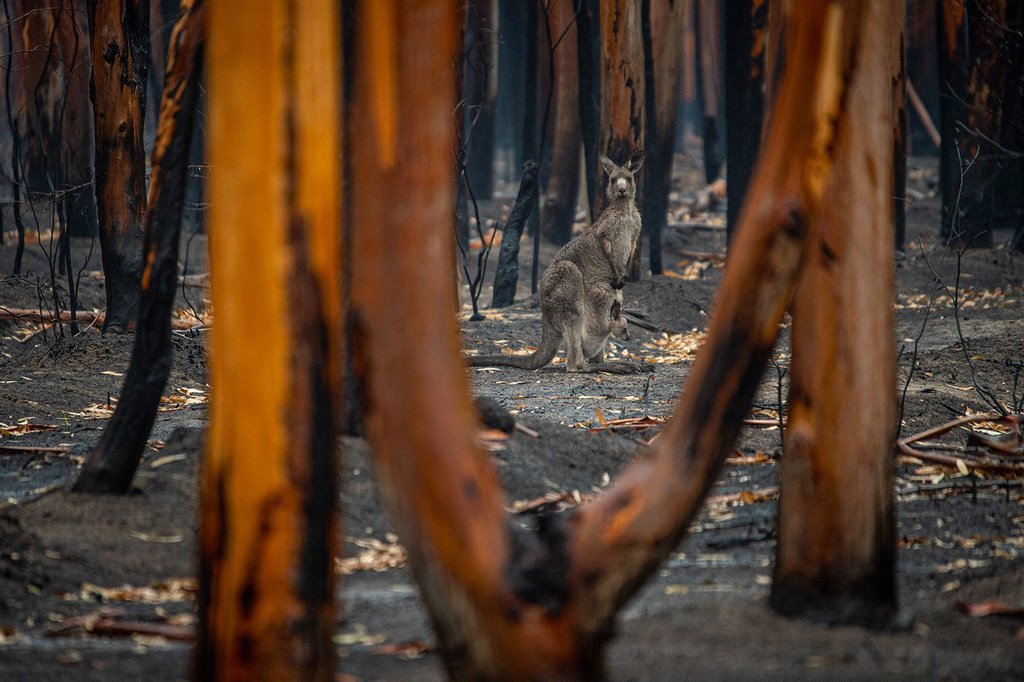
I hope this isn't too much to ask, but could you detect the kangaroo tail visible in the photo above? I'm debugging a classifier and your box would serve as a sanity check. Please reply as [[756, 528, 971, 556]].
[[467, 321, 561, 370]]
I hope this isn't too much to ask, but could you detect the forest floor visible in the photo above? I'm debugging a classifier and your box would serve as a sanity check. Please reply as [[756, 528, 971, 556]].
[[0, 152, 1023, 680]]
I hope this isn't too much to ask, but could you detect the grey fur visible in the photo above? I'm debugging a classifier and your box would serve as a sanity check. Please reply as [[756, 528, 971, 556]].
[[468, 152, 645, 373]]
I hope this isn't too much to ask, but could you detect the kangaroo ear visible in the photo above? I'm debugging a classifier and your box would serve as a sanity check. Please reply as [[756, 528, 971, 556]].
[[600, 155, 616, 176], [627, 150, 645, 173]]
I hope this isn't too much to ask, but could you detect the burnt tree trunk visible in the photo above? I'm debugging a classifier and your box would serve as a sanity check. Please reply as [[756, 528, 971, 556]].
[[491, 161, 539, 308], [771, 0, 899, 626], [600, 0, 646, 279], [464, 0, 498, 200], [937, 0, 1005, 248], [695, 0, 722, 183], [724, 0, 767, 243], [893, 2, 908, 251], [642, 0, 687, 275], [539, 0, 580, 246], [577, 0, 602, 219], [74, 0, 204, 495], [197, 0, 342, 677], [88, 0, 149, 331], [14, 0, 97, 238], [996, 0, 1023, 240]]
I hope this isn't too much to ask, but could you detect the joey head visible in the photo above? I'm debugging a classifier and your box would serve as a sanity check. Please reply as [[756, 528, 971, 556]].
[[466, 152, 644, 374]]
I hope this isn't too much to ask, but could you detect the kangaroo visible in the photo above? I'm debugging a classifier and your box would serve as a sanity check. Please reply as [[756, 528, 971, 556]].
[[468, 151, 645, 373]]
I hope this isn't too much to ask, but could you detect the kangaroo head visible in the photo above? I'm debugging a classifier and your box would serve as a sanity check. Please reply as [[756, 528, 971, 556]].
[[600, 150, 644, 202], [610, 299, 630, 341]]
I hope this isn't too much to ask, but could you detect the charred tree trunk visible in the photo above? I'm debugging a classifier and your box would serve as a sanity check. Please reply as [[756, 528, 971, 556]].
[[14, 0, 97, 238], [996, 0, 1023, 239], [540, 0, 580, 246], [724, 0, 767, 243], [599, 0, 646, 279], [694, 0, 722, 183], [643, 0, 688, 275], [937, 0, 1005, 248], [496, 0, 527, 181], [893, 2, 908, 252], [196, 0, 342, 678], [88, 0, 149, 331], [73, 0, 204, 495], [577, 0, 602, 219], [351, 0, 881, 675], [908, 0, 940, 151], [491, 161, 539, 307], [771, 0, 899, 626], [465, 0, 498, 200]]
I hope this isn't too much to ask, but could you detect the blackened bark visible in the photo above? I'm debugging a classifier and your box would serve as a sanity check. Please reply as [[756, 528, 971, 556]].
[[491, 161, 538, 308], [997, 0, 1023, 240], [937, 0, 1003, 248], [577, 0, 601, 218], [88, 0, 150, 332], [695, 0, 722, 184], [3, 0, 27, 274], [75, 0, 204, 494], [465, 0, 497, 199], [724, 0, 766, 243]]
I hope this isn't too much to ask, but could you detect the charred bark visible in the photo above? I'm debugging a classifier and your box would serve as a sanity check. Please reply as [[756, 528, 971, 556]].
[[642, 0, 687, 274], [197, 0, 342, 677], [88, 0, 149, 331], [937, 0, 1005, 248], [73, 0, 204, 495], [577, 0, 602, 218], [599, 0, 646, 279], [491, 161, 539, 308], [695, 0, 722, 183], [540, 0, 580, 246], [464, 0, 498, 200], [724, 0, 767, 243]]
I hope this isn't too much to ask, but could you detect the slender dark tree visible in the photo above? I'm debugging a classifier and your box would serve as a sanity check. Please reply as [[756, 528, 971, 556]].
[[937, 0, 1005, 248], [88, 0, 149, 331], [642, 0, 687, 274], [695, 0, 722, 183], [74, 0, 205, 495], [576, 0, 601, 218], [724, 0, 767, 243], [464, 0, 498, 200]]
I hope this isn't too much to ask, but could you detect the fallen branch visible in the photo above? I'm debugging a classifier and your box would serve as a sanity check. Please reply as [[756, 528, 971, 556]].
[[677, 249, 726, 263], [896, 441, 1024, 475], [901, 413, 1004, 446], [906, 78, 940, 148], [0, 307, 205, 331], [47, 610, 194, 641], [0, 445, 71, 456]]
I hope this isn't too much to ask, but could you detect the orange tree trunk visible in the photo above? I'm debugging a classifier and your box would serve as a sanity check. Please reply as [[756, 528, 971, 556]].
[[599, 0, 646, 278], [540, 0, 581, 246], [724, 0, 767, 242], [74, 0, 205, 495], [196, 0, 343, 678], [642, 0, 688, 274], [770, 0, 899, 626], [349, 0, 874, 677], [937, 0, 1005, 248], [88, 0, 149, 332]]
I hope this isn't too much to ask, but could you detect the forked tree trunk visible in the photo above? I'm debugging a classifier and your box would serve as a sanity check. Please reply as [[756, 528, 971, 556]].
[[937, 0, 1005, 248], [540, 0, 581, 246], [196, 0, 342, 677], [599, 0, 646, 279], [88, 0, 149, 332], [724, 0, 767, 243], [771, 0, 899, 626], [642, 0, 688, 274], [73, 0, 204, 495], [350, 0, 879, 676], [694, 0, 722, 183]]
